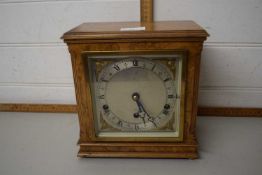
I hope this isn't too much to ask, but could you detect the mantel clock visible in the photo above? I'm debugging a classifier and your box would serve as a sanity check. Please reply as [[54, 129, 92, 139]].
[[62, 21, 208, 158]]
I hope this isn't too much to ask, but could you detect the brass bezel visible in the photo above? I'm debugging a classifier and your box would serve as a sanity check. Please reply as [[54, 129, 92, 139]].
[[82, 50, 187, 142]]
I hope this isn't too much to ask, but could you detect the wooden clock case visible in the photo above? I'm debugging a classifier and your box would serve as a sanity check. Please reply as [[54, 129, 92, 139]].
[[62, 21, 208, 158]]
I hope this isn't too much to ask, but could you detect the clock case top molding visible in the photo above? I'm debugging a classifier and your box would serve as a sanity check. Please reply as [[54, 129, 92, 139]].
[[62, 21, 208, 158]]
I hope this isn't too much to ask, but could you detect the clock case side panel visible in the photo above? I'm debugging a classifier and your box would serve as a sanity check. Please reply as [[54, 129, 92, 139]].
[[67, 44, 96, 143], [188, 45, 204, 141], [183, 44, 203, 143], [82, 50, 187, 143]]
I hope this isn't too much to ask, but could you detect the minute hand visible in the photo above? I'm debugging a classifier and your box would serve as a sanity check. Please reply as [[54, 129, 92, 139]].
[[131, 92, 157, 127], [136, 100, 150, 117], [136, 98, 157, 127], [135, 100, 144, 113]]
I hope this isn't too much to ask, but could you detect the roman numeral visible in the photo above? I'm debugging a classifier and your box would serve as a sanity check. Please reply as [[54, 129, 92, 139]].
[[168, 94, 175, 98], [133, 60, 138, 66], [164, 78, 171, 82], [104, 110, 110, 116], [113, 65, 120, 71], [117, 121, 123, 127], [100, 78, 108, 82], [134, 124, 139, 131], [99, 95, 105, 99], [163, 110, 169, 115], [151, 64, 156, 71]]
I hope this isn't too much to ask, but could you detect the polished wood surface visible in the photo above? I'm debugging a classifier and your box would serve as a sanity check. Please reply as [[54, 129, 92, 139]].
[[140, 0, 153, 22], [63, 21, 206, 33], [198, 107, 262, 117], [62, 21, 209, 41], [78, 142, 198, 159], [61, 21, 208, 158], [0, 103, 77, 113], [1, 104, 261, 117]]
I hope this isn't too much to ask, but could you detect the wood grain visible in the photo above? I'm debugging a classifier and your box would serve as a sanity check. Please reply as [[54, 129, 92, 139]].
[[140, 0, 153, 22], [1, 103, 261, 117], [61, 21, 208, 41], [198, 107, 262, 117], [78, 142, 198, 159], [0, 103, 77, 113], [62, 20, 209, 158]]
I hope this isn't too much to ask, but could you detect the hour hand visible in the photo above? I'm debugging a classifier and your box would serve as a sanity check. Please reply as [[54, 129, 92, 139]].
[[132, 93, 145, 123], [132, 93, 145, 113]]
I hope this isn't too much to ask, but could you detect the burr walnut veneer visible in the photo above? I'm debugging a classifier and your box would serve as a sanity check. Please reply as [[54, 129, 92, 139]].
[[62, 21, 208, 158]]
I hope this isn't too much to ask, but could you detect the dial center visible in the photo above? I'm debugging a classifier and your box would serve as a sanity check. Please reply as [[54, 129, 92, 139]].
[[132, 92, 140, 101]]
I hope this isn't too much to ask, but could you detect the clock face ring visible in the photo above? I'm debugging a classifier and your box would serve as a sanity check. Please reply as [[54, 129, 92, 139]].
[[96, 58, 176, 131]]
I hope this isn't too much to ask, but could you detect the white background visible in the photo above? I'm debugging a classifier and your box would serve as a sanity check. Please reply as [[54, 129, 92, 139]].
[[0, 113, 261, 175], [0, 0, 262, 107], [0, 0, 262, 175]]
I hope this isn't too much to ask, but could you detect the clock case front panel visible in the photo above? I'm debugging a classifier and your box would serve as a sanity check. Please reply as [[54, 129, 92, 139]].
[[68, 42, 203, 158], [85, 51, 186, 142], [63, 20, 208, 159]]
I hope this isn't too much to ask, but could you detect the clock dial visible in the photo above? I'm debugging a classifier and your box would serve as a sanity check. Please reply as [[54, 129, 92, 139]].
[[96, 58, 176, 131]]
